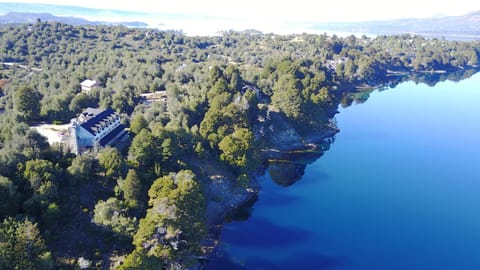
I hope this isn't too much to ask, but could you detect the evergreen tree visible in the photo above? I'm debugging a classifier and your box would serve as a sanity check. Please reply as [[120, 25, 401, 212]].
[[0, 177, 19, 218], [123, 169, 142, 208], [92, 197, 137, 237], [218, 128, 253, 168], [128, 129, 158, 168], [14, 86, 42, 123], [0, 218, 53, 270], [119, 248, 164, 270], [130, 114, 149, 134], [129, 170, 206, 267], [66, 153, 95, 184], [98, 147, 126, 178], [271, 74, 303, 119]]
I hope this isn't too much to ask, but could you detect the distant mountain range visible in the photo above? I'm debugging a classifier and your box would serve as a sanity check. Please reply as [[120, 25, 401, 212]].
[[0, 2, 479, 39], [313, 11, 480, 40], [0, 11, 148, 27], [0, 11, 90, 25]]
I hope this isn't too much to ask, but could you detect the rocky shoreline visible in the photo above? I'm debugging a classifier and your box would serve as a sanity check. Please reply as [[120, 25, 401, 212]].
[[198, 67, 480, 267], [201, 121, 339, 265]]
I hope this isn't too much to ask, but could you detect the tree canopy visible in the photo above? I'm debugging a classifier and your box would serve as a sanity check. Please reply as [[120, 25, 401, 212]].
[[0, 21, 478, 269], [0, 218, 53, 270]]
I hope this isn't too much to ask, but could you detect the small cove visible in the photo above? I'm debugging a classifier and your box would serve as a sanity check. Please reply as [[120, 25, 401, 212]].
[[207, 73, 480, 269]]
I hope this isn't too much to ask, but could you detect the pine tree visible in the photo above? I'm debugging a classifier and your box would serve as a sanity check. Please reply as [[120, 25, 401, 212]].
[[123, 169, 142, 208], [0, 218, 53, 270], [98, 147, 126, 178], [130, 114, 148, 134], [14, 86, 42, 123]]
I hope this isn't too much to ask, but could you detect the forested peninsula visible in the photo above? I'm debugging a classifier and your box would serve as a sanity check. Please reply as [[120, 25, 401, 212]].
[[0, 21, 479, 269]]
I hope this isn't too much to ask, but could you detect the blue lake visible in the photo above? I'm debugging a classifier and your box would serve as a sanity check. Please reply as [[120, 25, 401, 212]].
[[208, 73, 480, 269]]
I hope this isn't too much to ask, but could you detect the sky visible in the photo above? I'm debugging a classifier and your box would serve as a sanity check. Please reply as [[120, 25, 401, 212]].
[[3, 0, 480, 35]]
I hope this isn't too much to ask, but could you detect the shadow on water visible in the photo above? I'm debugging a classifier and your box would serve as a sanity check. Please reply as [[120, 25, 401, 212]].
[[268, 161, 332, 187], [221, 216, 312, 247], [268, 162, 307, 187], [258, 191, 303, 207], [247, 252, 346, 270], [224, 194, 258, 222], [267, 137, 334, 187], [207, 251, 346, 270]]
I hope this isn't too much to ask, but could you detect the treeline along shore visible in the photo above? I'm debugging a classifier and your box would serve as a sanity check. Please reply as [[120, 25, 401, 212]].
[[0, 21, 478, 269]]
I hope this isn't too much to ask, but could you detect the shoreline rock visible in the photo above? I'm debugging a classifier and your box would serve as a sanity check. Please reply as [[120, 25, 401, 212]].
[[201, 123, 339, 264]]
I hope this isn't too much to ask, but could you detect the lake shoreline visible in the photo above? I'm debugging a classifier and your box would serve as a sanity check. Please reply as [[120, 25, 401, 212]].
[[201, 67, 480, 268], [202, 124, 339, 263], [214, 72, 480, 269]]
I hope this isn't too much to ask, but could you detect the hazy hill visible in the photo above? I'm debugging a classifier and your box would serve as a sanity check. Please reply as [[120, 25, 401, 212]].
[[0, 10, 148, 28], [313, 11, 480, 39], [0, 2, 479, 39], [0, 11, 93, 25]]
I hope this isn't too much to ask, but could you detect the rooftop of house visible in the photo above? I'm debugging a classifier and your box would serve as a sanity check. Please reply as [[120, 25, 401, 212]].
[[77, 108, 119, 136], [140, 90, 167, 98], [81, 79, 97, 88], [99, 124, 127, 146], [81, 107, 103, 118]]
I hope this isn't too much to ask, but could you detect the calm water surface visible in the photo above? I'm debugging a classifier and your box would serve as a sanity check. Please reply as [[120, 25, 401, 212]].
[[208, 73, 480, 269]]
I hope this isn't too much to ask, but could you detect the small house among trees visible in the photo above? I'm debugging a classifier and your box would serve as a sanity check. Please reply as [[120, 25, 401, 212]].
[[80, 79, 98, 93], [139, 91, 168, 104]]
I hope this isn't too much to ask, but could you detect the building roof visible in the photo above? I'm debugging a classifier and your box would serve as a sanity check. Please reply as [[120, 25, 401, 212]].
[[83, 107, 103, 117], [99, 124, 126, 146], [81, 79, 97, 88], [80, 108, 117, 136]]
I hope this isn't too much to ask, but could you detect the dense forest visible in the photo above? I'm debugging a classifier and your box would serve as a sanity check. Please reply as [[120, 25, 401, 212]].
[[0, 21, 479, 269]]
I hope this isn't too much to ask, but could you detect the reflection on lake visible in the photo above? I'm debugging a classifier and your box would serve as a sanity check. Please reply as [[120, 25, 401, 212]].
[[207, 70, 480, 270]]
